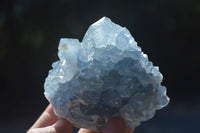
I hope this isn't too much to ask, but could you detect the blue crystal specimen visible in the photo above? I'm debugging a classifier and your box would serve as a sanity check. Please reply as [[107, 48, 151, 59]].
[[44, 17, 169, 131]]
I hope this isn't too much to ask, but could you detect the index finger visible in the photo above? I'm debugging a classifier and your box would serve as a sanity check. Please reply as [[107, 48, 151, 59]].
[[30, 104, 58, 129]]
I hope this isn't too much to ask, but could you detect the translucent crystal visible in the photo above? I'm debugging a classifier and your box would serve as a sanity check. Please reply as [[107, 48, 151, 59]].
[[44, 17, 169, 131]]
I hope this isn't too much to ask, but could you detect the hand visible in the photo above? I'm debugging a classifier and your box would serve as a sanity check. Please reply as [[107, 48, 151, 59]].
[[27, 104, 135, 133]]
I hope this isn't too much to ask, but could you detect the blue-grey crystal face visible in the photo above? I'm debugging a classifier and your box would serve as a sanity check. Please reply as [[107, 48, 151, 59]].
[[44, 17, 169, 131]]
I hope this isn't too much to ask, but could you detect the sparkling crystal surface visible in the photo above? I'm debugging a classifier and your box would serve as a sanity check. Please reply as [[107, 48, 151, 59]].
[[44, 17, 169, 131]]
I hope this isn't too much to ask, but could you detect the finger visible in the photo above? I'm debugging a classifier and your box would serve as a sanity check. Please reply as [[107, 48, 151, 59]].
[[78, 128, 103, 133], [54, 119, 72, 133], [104, 117, 135, 133], [27, 125, 56, 133], [104, 117, 126, 133], [30, 104, 58, 129], [125, 128, 135, 133], [27, 119, 72, 133]]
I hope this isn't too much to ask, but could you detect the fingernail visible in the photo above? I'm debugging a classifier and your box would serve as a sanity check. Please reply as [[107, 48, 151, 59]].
[[104, 117, 126, 133]]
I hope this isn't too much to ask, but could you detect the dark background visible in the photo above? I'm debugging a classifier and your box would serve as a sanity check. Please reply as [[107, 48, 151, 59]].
[[0, 0, 200, 132]]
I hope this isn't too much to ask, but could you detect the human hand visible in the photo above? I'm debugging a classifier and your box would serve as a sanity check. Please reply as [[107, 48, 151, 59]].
[[27, 104, 135, 133]]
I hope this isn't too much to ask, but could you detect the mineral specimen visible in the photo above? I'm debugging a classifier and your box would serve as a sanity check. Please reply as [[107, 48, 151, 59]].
[[44, 17, 169, 131]]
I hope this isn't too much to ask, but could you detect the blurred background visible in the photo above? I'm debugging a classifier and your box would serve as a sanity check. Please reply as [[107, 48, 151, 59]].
[[0, 0, 200, 132]]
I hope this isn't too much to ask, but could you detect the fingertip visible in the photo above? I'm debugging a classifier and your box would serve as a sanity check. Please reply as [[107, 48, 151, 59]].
[[125, 127, 135, 133], [54, 119, 72, 133], [30, 104, 58, 129], [78, 128, 103, 133], [104, 117, 126, 133]]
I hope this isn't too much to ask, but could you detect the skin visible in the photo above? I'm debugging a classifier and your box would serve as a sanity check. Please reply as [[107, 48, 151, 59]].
[[27, 104, 135, 133]]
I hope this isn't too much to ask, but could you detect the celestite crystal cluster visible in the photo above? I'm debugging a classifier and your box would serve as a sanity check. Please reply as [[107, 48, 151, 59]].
[[44, 17, 169, 131]]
